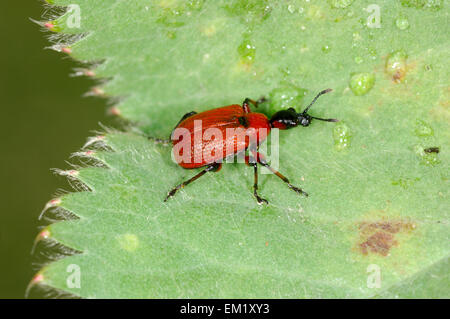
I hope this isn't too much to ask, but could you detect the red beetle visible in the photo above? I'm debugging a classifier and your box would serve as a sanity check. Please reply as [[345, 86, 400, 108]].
[[165, 89, 337, 204]]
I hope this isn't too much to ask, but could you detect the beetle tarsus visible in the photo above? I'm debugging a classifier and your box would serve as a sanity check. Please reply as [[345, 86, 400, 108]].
[[256, 195, 269, 205], [256, 96, 268, 105], [288, 184, 308, 197], [164, 188, 180, 201]]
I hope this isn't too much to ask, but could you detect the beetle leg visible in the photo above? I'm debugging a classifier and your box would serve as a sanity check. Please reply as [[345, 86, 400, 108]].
[[148, 136, 171, 145], [164, 162, 222, 201], [242, 97, 267, 113], [245, 154, 269, 205], [251, 151, 308, 197]]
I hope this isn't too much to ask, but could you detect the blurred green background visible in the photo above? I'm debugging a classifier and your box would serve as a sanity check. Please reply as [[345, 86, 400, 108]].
[[0, 1, 114, 298]]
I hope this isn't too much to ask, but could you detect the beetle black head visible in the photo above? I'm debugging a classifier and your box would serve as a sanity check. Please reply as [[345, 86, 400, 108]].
[[269, 88, 338, 129]]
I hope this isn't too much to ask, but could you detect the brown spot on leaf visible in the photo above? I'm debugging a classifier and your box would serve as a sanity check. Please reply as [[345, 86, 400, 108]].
[[358, 220, 416, 256], [392, 70, 406, 83]]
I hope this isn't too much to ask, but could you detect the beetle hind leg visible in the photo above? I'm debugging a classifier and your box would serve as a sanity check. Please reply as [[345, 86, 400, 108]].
[[148, 136, 171, 145], [164, 162, 222, 202]]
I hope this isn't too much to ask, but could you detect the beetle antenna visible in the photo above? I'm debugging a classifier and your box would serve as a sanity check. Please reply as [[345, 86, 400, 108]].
[[301, 88, 333, 114], [310, 116, 339, 122]]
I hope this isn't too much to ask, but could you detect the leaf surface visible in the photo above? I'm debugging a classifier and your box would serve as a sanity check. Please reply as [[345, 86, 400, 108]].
[[36, 0, 449, 298]]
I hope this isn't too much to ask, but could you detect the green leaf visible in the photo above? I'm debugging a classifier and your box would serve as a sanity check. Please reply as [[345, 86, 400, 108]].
[[34, 0, 449, 298]]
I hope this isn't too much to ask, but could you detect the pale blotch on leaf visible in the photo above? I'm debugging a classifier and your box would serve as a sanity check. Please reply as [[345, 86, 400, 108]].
[[395, 17, 410, 30], [117, 234, 140, 252], [201, 24, 217, 37]]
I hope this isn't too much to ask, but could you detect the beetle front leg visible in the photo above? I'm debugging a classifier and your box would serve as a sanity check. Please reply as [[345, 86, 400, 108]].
[[242, 97, 267, 113], [245, 155, 269, 205], [251, 151, 308, 197]]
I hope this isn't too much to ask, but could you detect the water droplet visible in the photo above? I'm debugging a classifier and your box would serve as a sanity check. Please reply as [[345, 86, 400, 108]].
[[238, 34, 256, 64], [352, 32, 362, 41], [385, 50, 408, 83], [349, 73, 375, 96], [395, 17, 410, 30], [186, 0, 204, 10], [266, 85, 308, 115], [308, 5, 325, 19], [224, 0, 272, 24], [156, 8, 185, 28], [155, 0, 204, 29], [329, 0, 354, 9], [352, 31, 362, 48], [368, 47, 378, 60], [400, 0, 442, 11], [414, 119, 434, 136], [166, 30, 176, 39], [322, 45, 331, 54], [202, 53, 210, 62], [354, 56, 363, 64], [333, 122, 351, 151], [280, 66, 291, 77], [288, 4, 296, 13], [391, 177, 420, 189]]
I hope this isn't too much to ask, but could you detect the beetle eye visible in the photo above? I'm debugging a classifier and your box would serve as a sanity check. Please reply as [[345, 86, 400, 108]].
[[300, 118, 310, 126]]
